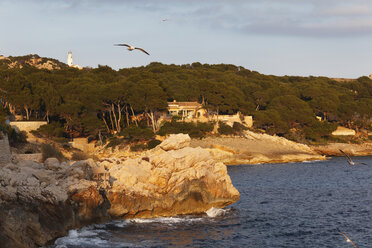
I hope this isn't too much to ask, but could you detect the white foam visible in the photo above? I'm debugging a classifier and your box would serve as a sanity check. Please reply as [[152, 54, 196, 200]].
[[67, 229, 78, 238], [54, 226, 111, 247], [111, 220, 130, 228], [206, 207, 227, 217], [129, 216, 204, 224], [303, 160, 324, 163]]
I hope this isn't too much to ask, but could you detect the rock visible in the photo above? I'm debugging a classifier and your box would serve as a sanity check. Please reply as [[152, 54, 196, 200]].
[[206, 207, 227, 217], [191, 131, 326, 165], [43, 157, 60, 170], [0, 134, 239, 248], [159, 133, 191, 151]]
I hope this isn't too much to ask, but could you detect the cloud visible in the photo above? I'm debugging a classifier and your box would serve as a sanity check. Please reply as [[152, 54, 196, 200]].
[[5, 0, 372, 37]]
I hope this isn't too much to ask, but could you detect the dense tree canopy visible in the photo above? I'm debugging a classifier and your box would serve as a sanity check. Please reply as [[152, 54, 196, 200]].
[[0, 56, 371, 142]]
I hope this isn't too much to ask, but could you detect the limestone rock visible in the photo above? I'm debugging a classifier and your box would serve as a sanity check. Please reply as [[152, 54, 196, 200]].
[[159, 133, 191, 151], [43, 157, 60, 170], [191, 131, 326, 165], [0, 134, 239, 248]]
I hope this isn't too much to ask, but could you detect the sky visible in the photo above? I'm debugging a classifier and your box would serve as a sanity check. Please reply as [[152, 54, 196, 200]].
[[1, 0, 372, 78]]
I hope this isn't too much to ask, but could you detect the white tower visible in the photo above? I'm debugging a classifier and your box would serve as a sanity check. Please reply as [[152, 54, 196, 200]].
[[67, 51, 73, 66]]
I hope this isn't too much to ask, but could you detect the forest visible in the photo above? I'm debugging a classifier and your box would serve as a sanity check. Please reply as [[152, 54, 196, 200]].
[[0, 55, 371, 144]]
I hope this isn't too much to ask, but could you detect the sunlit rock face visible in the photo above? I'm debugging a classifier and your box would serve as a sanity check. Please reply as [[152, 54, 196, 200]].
[[0, 134, 239, 248], [107, 134, 239, 218]]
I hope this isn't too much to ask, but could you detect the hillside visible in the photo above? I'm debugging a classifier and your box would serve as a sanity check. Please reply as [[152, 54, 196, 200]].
[[0, 54, 68, 70], [0, 56, 371, 144]]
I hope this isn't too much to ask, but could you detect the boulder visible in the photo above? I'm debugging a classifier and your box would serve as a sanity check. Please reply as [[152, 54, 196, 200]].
[[159, 133, 191, 151], [43, 157, 60, 170]]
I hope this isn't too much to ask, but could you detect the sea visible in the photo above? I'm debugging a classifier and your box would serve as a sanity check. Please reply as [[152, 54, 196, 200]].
[[49, 156, 372, 248]]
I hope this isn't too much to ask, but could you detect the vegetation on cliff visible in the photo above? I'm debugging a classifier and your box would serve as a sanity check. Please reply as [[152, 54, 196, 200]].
[[0, 56, 371, 143]]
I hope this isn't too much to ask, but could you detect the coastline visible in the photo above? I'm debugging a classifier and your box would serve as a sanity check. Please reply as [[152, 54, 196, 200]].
[[189, 134, 372, 165], [310, 142, 372, 157], [190, 132, 326, 165]]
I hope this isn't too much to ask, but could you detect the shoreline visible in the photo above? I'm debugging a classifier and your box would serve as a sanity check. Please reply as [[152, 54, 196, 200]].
[[189, 134, 372, 165], [189, 132, 326, 165], [310, 142, 372, 157]]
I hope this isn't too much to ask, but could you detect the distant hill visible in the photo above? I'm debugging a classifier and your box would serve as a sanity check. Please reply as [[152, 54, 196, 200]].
[[0, 54, 68, 70]]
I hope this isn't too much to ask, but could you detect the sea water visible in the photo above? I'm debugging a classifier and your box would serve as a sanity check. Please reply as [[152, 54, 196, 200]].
[[49, 156, 372, 247]]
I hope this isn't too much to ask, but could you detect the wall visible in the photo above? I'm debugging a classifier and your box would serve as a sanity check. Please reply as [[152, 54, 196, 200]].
[[332, 126, 356, 136], [243, 116, 253, 128], [15, 153, 42, 163], [10, 121, 47, 133]]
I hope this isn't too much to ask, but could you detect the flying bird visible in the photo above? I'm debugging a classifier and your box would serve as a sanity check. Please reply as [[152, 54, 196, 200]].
[[114, 44, 150, 55], [337, 229, 358, 248], [339, 149, 367, 166]]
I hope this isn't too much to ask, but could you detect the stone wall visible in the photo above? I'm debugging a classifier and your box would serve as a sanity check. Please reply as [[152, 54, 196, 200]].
[[0, 134, 11, 165], [10, 121, 47, 133], [15, 153, 42, 163], [332, 126, 356, 136], [243, 116, 253, 128]]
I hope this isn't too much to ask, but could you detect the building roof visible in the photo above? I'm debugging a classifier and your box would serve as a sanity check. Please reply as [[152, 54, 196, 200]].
[[168, 101, 202, 108]]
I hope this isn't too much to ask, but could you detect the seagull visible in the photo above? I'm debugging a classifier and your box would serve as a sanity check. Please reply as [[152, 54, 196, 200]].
[[114, 44, 150, 55], [339, 149, 367, 166], [337, 229, 358, 248]]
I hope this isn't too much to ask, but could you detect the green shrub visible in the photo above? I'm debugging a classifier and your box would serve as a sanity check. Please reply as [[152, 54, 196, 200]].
[[41, 143, 66, 162], [71, 151, 90, 161], [218, 122, 236, 135], [304, 121, 338, 141], [31, 122, 68, 141], [6, 126, 27, 147], [171, 115, 182, 122], [130, 143, 146, 152], [232, 122, 249, 133], [158, 121, 214, 138], [106, 136, 125, 148], [147, 139, 162, 149], [119, 126, 154, 140], [0, 122, 28, 147], [196, 122, 215, 133]]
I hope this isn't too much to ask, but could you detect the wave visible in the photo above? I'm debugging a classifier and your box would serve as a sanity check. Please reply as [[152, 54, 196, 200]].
[[128, 216, 205, 224], [302, 160, 324, 163], [206, 207, 228, 217], [54, 227, 137, 248]]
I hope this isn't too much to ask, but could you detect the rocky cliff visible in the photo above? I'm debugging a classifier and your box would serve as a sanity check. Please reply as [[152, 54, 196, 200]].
[[0, 134, 239, 248]]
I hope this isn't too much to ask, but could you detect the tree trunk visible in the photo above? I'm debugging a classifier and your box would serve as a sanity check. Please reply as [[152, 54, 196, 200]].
[[24, 106, 30, 120], [116, 103, 122, 133], [102, 113, 111, 133], [125, 105, 130, 127], [130, 105, 138, 127], [147, 111, 157, 133], [98, 130, 103, 146], [109, 110, 115, 131], [9, 104, 16, 116], [216, 106, 219, 122], [112, 103, 118, 133], [47, 111, 50, 123]]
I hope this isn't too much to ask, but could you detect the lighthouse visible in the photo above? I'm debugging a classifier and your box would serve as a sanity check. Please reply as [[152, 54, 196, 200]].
[[67, 51, 73, 66], [66, 51, 82, 69]]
